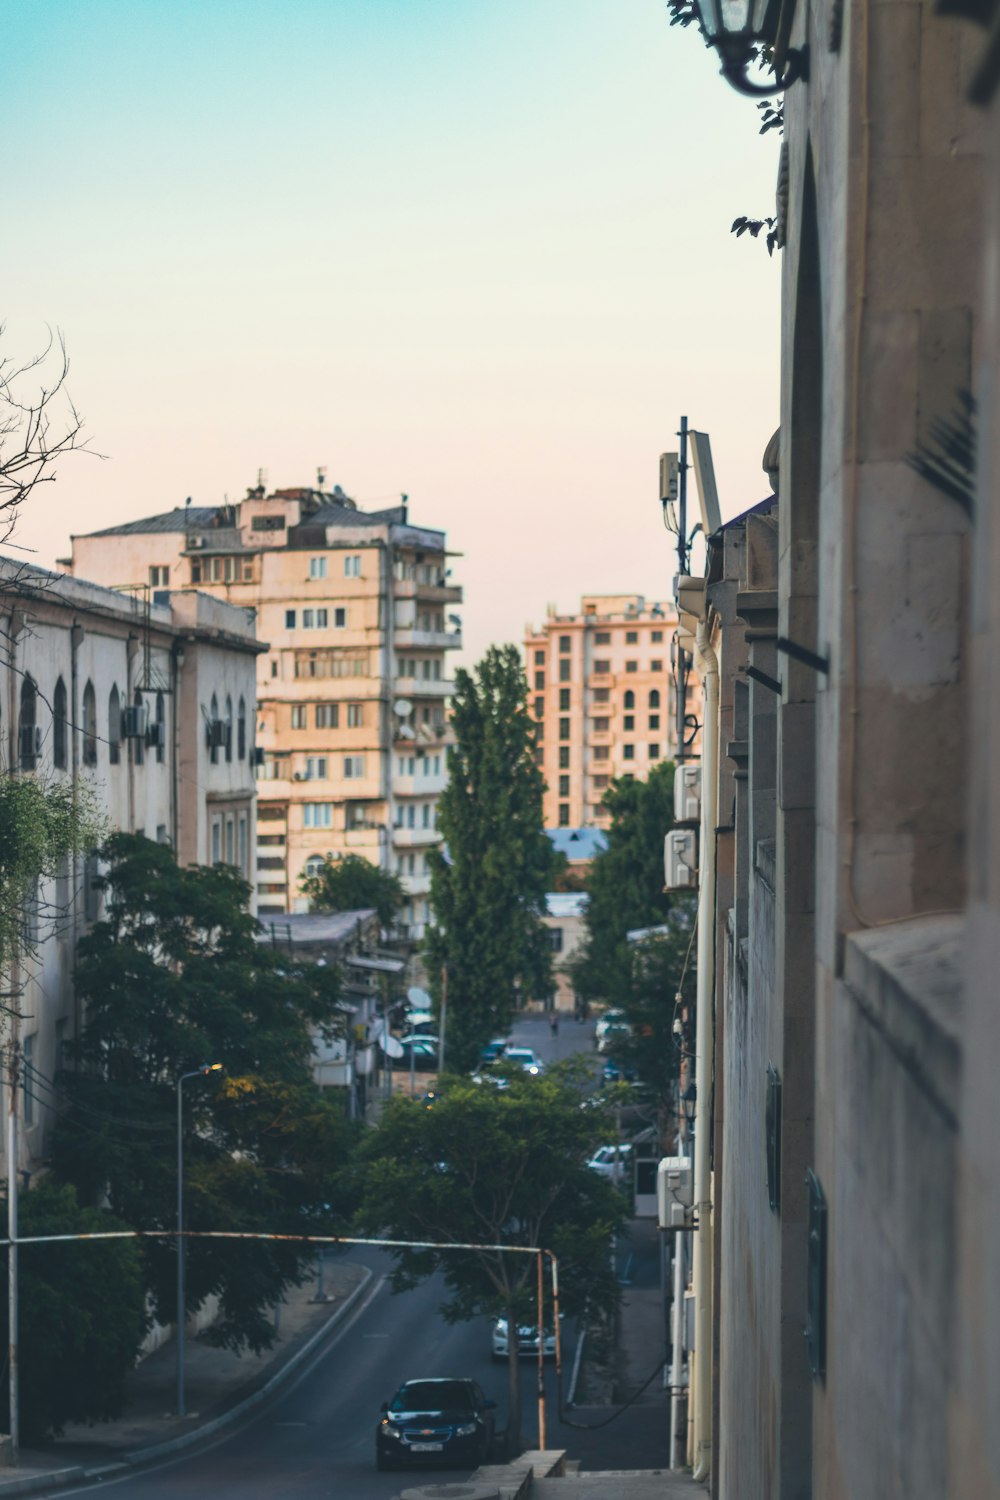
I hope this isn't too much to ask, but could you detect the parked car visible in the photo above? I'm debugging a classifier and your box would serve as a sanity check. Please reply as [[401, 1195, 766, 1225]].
[[401, 1019, 438, 1040], [597, 1020, 632, 1055], [393, 1037, 440, 1071], [587, 1143, 633, 1181], [504, 1047, 544, 1075], [375, 1377, 497, 1470], [478, 1038, 511, 1065], [594, 1007, 626, 1046], [602, 1058, 637, 1084], [491, 1316, 559, 1361]]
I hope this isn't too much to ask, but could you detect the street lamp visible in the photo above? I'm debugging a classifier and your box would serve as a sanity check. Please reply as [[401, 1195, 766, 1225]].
[[176, 1063, 222, 1417], [691, 0, 809, 95]]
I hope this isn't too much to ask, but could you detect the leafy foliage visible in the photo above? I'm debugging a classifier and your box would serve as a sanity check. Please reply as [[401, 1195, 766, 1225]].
[[356, 1065, 625, 1450], [731, 215, 780, 256], [53, 834, 358, 1353], [426, 646, 558, 1071], [571, 761, 678, 1009], [299, 851, 406, 928], [0, 1179, 147, 1440]]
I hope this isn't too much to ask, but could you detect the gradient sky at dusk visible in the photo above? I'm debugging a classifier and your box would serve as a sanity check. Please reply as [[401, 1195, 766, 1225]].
[[6, 0, 781, 661]]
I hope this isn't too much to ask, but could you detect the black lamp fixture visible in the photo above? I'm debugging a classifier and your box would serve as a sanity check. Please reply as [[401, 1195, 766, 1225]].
[[695, 0, 808, 96]]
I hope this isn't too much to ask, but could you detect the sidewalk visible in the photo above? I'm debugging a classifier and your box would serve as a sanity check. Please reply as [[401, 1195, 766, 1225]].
[[0, 1256, 371, 1496]]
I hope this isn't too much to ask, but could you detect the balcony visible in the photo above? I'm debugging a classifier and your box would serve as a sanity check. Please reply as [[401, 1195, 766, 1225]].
[[392, 826, 441, 849], [344, 826, 385, 854], [394, 678, 453, 700], [400, 872, 432, 897], [393, 628, 462, 651], [394, 579, 463, 605], [393, 772, 447, 797]]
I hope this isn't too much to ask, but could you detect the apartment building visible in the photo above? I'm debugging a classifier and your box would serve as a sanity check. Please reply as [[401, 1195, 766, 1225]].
[[524, 594, 698, 829], [68, 480, 462, 936], [0, 559, 259, 1173]]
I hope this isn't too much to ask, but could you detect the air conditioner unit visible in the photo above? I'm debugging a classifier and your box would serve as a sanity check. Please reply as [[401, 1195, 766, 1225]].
[[674, 763, 702, 824], [657, 1155, 693, 1230], [18, 724, 42, 761], [292, 771, 305, 782], [121, 704, 148, 739], [206, 719, 227, 749], [188, 536, 206, 550], [664, 828, 697, 891], [146, 720, 167, 750]]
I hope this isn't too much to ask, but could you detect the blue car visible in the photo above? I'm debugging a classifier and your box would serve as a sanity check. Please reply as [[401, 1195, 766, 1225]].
[[376, 1377, 497, 1470], [602, 1058, 637, 1083]]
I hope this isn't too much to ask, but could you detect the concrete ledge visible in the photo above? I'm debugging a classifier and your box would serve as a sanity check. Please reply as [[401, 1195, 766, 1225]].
[[472, 1449, 566, 1499]]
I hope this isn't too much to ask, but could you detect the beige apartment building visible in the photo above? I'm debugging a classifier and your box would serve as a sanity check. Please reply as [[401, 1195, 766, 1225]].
[[524, 594, 698, 829], [68, 480, 462, 935]]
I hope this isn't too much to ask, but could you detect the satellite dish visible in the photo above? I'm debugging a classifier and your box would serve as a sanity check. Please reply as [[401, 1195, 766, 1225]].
[[408, 986, 432, 1008], [398, 725, 415, 740], [393, 699, 413, 718], [379, 1033, 405, 1059]]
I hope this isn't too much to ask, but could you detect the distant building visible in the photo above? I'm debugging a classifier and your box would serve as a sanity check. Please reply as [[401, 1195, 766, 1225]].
[[524, 594, 699, 830], [0, 559, 260, 1174], [67, 481, 463, 938], [540, 892, 588, 1013]]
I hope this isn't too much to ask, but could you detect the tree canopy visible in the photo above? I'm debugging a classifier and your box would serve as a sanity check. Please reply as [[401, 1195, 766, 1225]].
[[299, 852, 405, 929], [53, 833, 359, 1355], [426, 645, 558, 1071], [356, 1065, 625, 1451]]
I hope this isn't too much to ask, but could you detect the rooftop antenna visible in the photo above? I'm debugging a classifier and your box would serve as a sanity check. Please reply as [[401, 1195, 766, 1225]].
[[185, 496, 192, 508], [317, 465, 327, 489]]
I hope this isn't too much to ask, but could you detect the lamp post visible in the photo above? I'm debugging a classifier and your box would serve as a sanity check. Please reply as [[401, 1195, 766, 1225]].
[[690, 0, 809, 95], [176, 1063, 222, 1417]]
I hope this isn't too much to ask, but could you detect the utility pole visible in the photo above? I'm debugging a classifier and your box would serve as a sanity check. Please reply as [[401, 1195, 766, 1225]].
[[6, 1027, 19, 1465], [676, 415, 691, 761], [437, 964, 447, 1074]]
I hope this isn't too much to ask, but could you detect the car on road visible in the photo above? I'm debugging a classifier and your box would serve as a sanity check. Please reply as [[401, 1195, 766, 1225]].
[[375, 1376, 497, 1470], [594, 1007, 626, 1046], [597, 1020, 632, 1055], [491, 1316, 558, 1361], [587, 1143, 633, 1181], [504, 1047, 544, 1075], [602, 1057, 637, 1083], [392, 1037, 440, 1071], [478, 1038, 511, 1065]]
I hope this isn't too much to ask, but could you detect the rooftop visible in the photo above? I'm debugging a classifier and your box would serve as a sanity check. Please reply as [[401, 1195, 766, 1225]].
[[547, 827, 608, 862]]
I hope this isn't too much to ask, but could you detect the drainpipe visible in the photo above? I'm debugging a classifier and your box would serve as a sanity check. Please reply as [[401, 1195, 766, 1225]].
[[691, 617, 719, 1484]]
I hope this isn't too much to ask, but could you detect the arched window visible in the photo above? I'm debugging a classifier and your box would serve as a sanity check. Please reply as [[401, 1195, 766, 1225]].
[[649, 689, 660, 710], [53, 677, 68, 770], [108, 685, 121, 765], [237, 696, 247, 760], [623, 689, 635, 711], [155, 692, 166, 765], [225, 695, 233, 763], [209, 693, 219, 764], [82, 680, 97, 766], [19, 676, 38, 771], [132, 690, 145, 766], [303, 854, 326, 880]]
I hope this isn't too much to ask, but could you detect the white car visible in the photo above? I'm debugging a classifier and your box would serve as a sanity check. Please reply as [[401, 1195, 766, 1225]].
[[587, 1143, 633, 1182], [594, 1008, 626, 1044], [504, 1047, 544, 1076], [491, 1317, 558, 1361]]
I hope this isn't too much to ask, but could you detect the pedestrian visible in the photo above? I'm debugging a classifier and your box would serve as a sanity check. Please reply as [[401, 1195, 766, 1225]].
[[549, 1012, 559, 1037]]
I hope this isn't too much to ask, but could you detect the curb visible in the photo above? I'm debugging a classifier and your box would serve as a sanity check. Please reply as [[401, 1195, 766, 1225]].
[[0, 1265, 376, 1498]]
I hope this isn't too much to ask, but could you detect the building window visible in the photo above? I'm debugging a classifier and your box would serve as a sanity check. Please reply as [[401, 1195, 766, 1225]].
[[209, 692, 220, 765], [238, 814, 248, 874], [559, 717, 570, 741], [155, 691, 167, 764], [309, 556, 327, 580], [559, 746, 570, 769], [191, 561, 202, 584], [550, 927, 564, 953], [559, 775, 570, 797], [82, 680, 97, 766], [224, 695, 233, 763], [225, 817, 235, 866], [559, 635, 571, 653], [53, 676, 68, 770], [316, 704, 339, 729], [303, 802, 333, 828], [534, 747, 543, 765], [285, 609, 297, 629], [624, 715, 634, 731], [594, 718, 609, 733], [237, 696, 246, 760], [594, 687, 610, 704], [150, 565, 170, 588], [302, 608, 329, 629], [291, 705, 307, 729], [534, 697, 544, 718], [623, 744, 635, 760], [649, 715, 660, 730], [559, 659, 570, 682], [593, 745, 609, 761], [650, 659, 663, 672], [422, 803, 431, 828], [108, 685, 121, 766], [534, 650, 545, 666], [347, 703, 363, 727], [344, 755, 366, 778], [593, 774, 610, 789], [626, 630, 638, 644], [304, 854, 326, 878], [594, 659, 610, 674], [652, 629, 663, 642], [594, 631, 610, 645], [558, 803, 570, 826], [649, 744, 661, 759], [649, 689, 661, 709], [334, 607, 347, 628], [559, 688, 571, 710], [270, 659, 279, 678], [344, 554, 361, 577], [132, 690, 146, 766], [624, 690, 635, 710], [535, 671, 545, 690], [211, 817, 222, 863], [535, 719, 544, 741], [305, 756, 328, 779], [626, 660, 638, 673]]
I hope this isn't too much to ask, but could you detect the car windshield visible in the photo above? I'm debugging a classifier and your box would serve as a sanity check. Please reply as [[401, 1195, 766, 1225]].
[[507, 1050, 533, 1062], [393, 1381, 473, 1412]]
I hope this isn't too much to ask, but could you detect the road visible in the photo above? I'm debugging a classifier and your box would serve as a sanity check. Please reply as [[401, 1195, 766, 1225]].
[[55, 1014, 667, 1497]]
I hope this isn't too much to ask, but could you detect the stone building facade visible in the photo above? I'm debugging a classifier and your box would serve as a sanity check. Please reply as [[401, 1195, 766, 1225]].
[[674, 0, 1000, 1495], [67, 482, 462, 938], [0, 560, 260, 1173]]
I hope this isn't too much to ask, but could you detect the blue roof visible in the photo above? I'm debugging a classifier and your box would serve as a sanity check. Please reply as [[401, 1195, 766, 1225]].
[[546, 827, 608, 862]]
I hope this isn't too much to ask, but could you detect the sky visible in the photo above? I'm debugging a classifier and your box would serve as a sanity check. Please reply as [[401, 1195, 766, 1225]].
[[5, 0, 781, 663]]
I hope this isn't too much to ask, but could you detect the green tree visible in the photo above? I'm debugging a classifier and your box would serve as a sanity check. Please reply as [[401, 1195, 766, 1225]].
[[356, 1066, 625, 1454], [0, 1178, 147, 1440], [426, 645, 558, 1071], [299, 852, 406, 928], [571, 760, 678, 1008], [53, 833, 358, 1353]]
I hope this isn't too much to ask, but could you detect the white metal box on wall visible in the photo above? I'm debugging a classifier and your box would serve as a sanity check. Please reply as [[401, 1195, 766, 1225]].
[[658, 1155, 693, 1229], [664, 829, 697, 890]]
